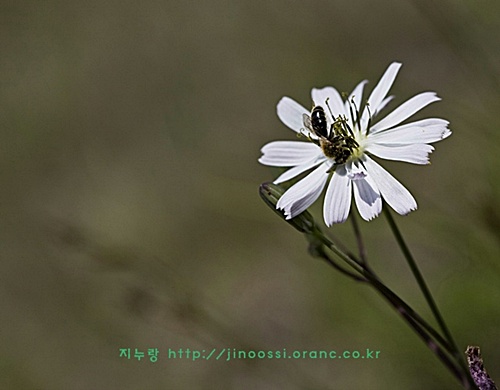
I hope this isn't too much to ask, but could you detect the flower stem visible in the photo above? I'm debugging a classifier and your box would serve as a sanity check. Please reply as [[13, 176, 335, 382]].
[[306, 230, 367, 282], [317, 231, 454, 353], [316, 229, 472, 388], [350, 212, 367, 264], [259, 183, 475, 388], [382, 206, 469, 376]]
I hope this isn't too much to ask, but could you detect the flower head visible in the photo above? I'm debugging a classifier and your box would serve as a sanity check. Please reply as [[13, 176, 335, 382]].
[[259, 62, 451, 226]]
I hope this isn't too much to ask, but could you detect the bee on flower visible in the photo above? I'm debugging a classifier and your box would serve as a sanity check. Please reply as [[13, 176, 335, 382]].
[[259, 62, 451, 226]]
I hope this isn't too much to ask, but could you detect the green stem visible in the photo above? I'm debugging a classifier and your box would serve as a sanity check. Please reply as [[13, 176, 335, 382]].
[[313, 228, 473, 388], [306, 231, 367, 282], [382, 206, 469, 377], [350, 212, 367, 264], [258, 183, 475, 387], [316, 230, 455, 354], [314, 231, 469, 387], [369, 277, 469, 388]]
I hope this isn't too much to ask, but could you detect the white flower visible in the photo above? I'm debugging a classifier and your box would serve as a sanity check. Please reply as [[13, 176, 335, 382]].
[[259, 62, 451, 226]]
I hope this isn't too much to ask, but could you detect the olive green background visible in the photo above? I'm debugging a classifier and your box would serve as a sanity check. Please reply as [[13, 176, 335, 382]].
[[1, 1, 499, 389]]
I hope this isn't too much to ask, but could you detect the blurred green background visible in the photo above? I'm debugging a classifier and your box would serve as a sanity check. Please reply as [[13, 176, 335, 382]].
[[1, 1, 499, 389]]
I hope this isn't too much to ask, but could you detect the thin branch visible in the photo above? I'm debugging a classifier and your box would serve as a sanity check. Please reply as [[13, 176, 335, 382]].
[[383, 207, 466, 372], [350, 212, 368, 264]]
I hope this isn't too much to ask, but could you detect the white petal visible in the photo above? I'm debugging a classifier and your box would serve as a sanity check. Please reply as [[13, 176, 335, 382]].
[[375, 95, 394, 115], [370, 92, 441, 133], [277, 97, 309, 133], [360, 63, 401, 132], [311, 87, 346, 119], [259, 141, 321, 166], [323, 165, 352, 226], [276, 162, 330, 219], [346, 159, 368, 180], [366, 144, 434, 165], [273, 155, 326, 184], [360, 97, 395, 133], [363, 156, 417, 215], [353, 175, 382, 221], [365, 62, 402, 118], [368, 118, 451, 144]]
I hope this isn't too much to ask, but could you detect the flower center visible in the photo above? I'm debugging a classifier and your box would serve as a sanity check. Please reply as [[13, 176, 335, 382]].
[[319, 115, 359, 164], [320, 134, 358, 164], [303, 98, 365, 165]]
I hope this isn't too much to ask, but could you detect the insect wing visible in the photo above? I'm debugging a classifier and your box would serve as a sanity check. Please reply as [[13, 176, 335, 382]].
[[302, 113, 314, 134]]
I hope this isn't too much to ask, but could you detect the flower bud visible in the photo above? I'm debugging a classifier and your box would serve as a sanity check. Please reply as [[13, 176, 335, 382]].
[[259, 182, 315, 234]]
